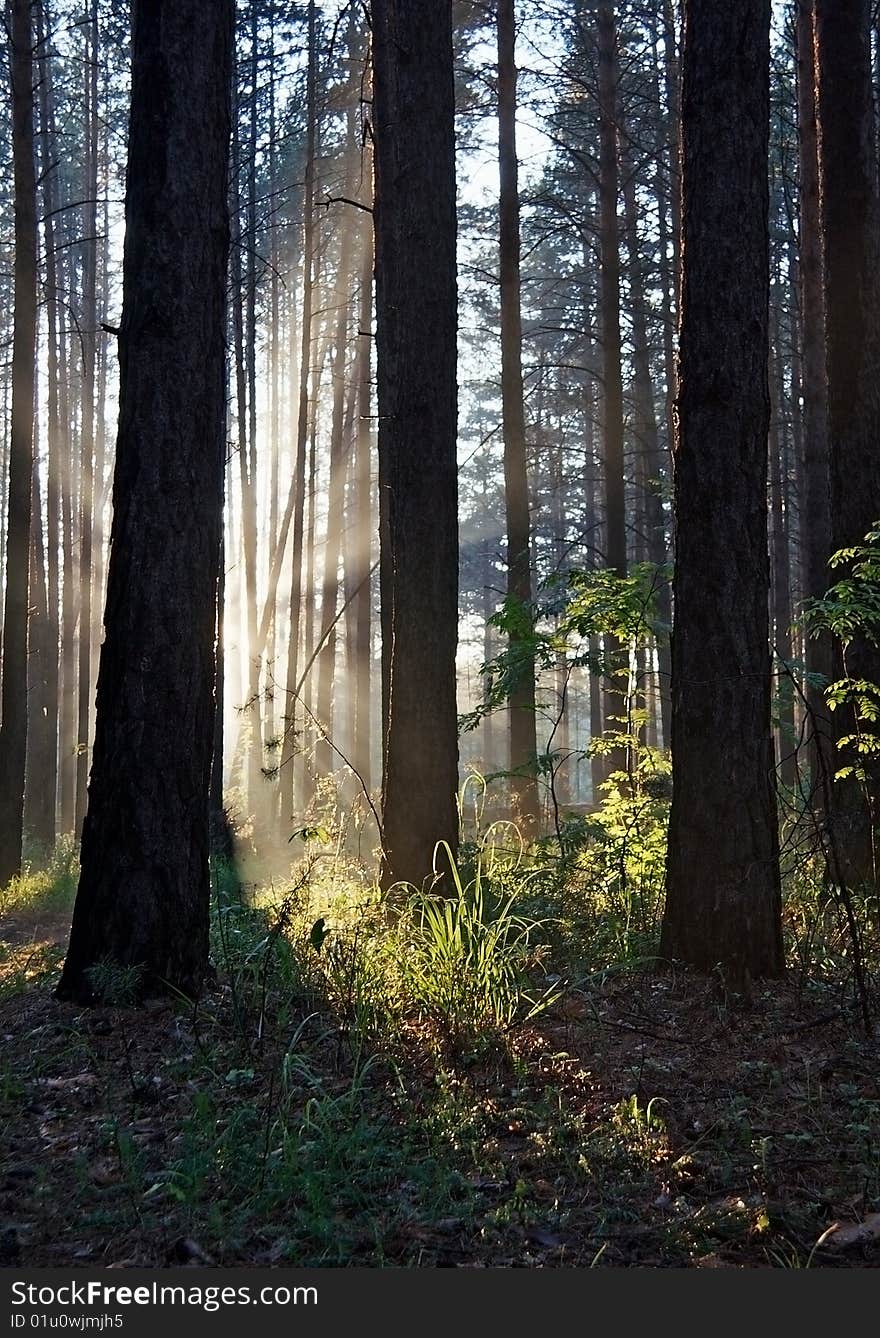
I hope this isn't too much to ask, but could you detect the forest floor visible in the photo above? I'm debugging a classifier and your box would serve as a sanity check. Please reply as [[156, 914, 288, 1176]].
[[2, 891, 879, 1269]]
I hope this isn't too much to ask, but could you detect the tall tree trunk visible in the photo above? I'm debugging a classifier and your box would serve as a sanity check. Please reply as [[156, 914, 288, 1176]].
[[621, 147, 672, 749], [663, 0, 682, 317], [0, 0, 38, 885], [90, 105, 111, 781], [316, 193, 355, 780], [351, 220, 374, 796], [373, 0, 459, 888], [597, 5, 627, 780], [230, 115, 263, 820], [279, 0, 317, 829], [53, 56, 77, 836], [814, 0, 880, 881], [796, 0, 833, 803], [769, 322, 797, 791], [244, 6, 264, 818], [58, 0, 234, 1001], [25, 439, 54, 853], [266, 16, 280, 756], [299, 318, 329, 807], [37, 0, 61, 845], [497, 0, 539, 829], [74, 0, 99, 835], [661, 0, 784, 983], [210, 517, 227, 840]]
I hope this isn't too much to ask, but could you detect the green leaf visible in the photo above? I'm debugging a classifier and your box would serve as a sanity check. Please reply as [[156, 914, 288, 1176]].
[[289, 824, 332, 845]]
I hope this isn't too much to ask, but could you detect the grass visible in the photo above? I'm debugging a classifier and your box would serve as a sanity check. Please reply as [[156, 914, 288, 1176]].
[[0, 834, 78, 923]]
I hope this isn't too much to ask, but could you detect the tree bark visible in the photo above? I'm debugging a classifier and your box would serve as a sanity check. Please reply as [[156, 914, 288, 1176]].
[[0, 0, 38, 885], [280, 0, 317, 827], [814, 0, 880, 881], [597, 5, 627, 780], [351, 220, 374, 796], [58, 0, 234, 1001], [661, 0, 784, 983], [25, 440, 54, 853], [36, 0, 61, 847], [230, 111, 263, 820], [373, 0, 459, 888], [315, 201, 354, 780], [621, 144, 672, 749], [796, 0, 834, 802], [498, 0, 539, 829], [769, 320, 797, 792], [74, 0, 100, 836]]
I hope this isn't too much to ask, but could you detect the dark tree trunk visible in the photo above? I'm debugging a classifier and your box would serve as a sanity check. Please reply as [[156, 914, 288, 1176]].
[[814, 0, 880, 881], [597, 5, 627, 780], [498, 0, 539, 829], [36, 0, 60, 846], [661, 0, 784, 983], [352, 221, 374, 797], [25, 446, 54, 853], [315, 201, 354, 780], [280, 0, 317, 827], [621, 147, 672, 749], [244, 10, 265, 819], [230, 113, 263, 820], [58, 0, 234, 1001], [55, 64, 77, 836], [75, 0, 99, 836], [266, 19, 280, 757], [796, 0, 834, 801], [299, 321, 327, 806], [373, 0, 459, 888], [769, 324, 797, 791], [0, 0, 38, 886]]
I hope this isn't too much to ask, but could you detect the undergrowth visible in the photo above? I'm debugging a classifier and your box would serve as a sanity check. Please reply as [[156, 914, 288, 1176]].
[[1, 779, 879, 1267]]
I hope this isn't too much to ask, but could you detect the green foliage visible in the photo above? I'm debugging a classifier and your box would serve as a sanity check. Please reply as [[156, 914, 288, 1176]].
[[460, 562, 669, 734], [803, 522, 880, 782], [520, 745, 671, 969], [805, 525, 880, 648]]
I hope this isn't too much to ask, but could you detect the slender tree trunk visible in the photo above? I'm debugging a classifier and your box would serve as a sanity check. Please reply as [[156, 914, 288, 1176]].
[[663, 0, 682, 317], [796, 0, 834, 803], [769, 322, 797, 791], [661, 0, 784, 983], [266, 19, 280, 755], [58, 0, 234, 1001], [25, 438, 54, 853], [373, 0, 459, 888], [244, 7, 264, 817], [814, 0, 880, 881], [53, 62, 77, 836], [0, 0, 38, 885], [37, 0, 61, 844], [74, 0, 99, 835], [315, 188, 355, 780], [280, 0, 317, 826], [352, 219, 374, 797], [621, 150, 672, 749], [90, 103, 110, 777], [497, 0, 539, 829], [231, 116, 263, 819], [597, 5, 627, 779], [210, 517, 227, 840], [299, 318, 329, 807]]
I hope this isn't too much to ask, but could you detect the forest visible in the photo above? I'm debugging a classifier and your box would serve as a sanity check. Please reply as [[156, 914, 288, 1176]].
[[0, 0, 879, 1271]]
